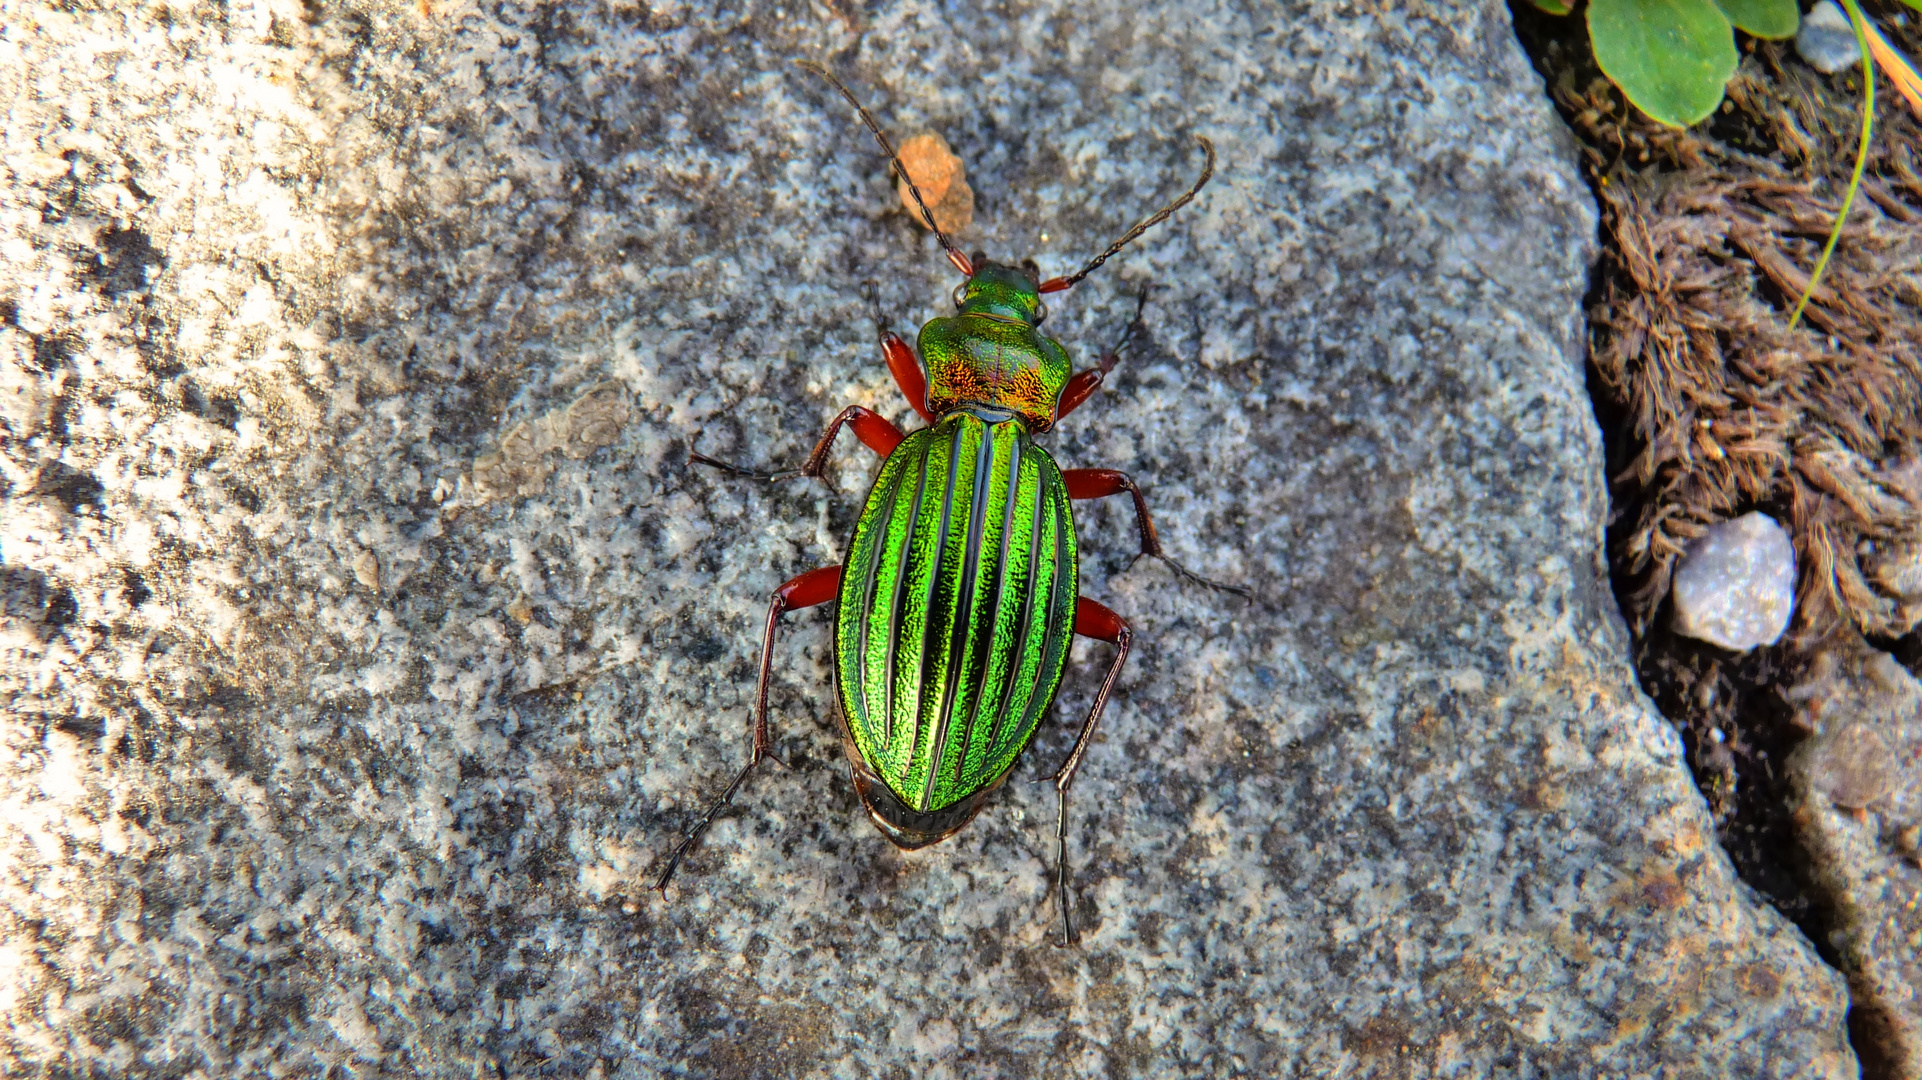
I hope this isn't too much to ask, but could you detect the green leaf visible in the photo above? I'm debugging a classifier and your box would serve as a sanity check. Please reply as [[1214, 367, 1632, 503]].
[[1588, 0, 1739, 127], [1714, 0, 1798, 39], [1529, 0, 1574, 14]]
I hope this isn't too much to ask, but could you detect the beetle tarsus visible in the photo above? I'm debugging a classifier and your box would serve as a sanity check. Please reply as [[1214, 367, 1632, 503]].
[[1046, 599, 1134, 948], [1055, 819, 1076, 947], [689, 449, 805, 482], [861, 279, 889, 339], [655, 566, 842, 896], [1131, 550, 1254, 599], [1063, 468, 1252, 598], [1103, 285, 1151, 363], [654, 748, 763, 894]]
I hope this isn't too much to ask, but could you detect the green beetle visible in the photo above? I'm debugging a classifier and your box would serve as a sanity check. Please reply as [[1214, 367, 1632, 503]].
[[655, 62, 1240, 943]]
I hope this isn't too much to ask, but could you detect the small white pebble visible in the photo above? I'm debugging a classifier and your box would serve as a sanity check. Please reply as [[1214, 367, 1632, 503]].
[[1671, 512, 1796, 651], [1798, 1, 1861, 75], [1710, 728, 1725, 743]]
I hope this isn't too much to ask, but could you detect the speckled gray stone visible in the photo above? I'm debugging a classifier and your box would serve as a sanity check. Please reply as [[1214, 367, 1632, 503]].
[[1792, 640, 1922, 1076], [0, 0, 1855, 1076]]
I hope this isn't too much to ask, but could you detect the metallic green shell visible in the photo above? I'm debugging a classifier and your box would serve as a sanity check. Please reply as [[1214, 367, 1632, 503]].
[[918, 265, 1072, 431], [918, 315, 1071, 432], [834, 411, 1079, 813]]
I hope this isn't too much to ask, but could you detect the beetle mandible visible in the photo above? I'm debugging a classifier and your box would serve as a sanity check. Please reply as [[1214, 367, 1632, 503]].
[[655, 60, 1244, 943]]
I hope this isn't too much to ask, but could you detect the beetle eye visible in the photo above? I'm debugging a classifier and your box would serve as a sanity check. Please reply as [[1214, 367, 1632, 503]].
[[1034, 301, 1048, 325], [952, 284, 969, 308]]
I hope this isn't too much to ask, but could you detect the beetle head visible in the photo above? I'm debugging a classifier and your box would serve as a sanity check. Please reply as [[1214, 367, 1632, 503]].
[[951, 256, 1049, 327]]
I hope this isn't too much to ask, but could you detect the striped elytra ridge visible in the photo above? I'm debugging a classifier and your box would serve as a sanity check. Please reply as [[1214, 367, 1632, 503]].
[[834, 410, 1079, 813]]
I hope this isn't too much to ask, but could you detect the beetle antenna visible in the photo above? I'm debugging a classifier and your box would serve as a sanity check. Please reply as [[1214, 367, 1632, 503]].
[[1039, 135, 1215, 294], [796, 59, 974, 278]]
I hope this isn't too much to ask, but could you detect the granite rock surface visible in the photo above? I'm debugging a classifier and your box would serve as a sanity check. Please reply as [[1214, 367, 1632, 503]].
[[0, 0, 1857, 1076], [1793, 639, 1922, 1077]]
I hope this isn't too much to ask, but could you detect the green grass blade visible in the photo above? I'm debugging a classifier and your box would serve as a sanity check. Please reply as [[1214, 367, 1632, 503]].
[[1787, 0, 1875, 330]]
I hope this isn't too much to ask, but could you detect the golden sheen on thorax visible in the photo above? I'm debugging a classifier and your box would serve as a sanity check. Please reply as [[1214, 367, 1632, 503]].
[[919, 262, 1072, 432]]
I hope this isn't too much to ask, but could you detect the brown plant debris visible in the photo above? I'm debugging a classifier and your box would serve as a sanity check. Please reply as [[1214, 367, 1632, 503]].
[[1568, 46, 1922, 644], [894, 131, 974, 234]]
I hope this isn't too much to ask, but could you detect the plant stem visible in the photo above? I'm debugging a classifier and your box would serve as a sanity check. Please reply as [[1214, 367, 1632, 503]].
[[1789, 0, 1876, 330]]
